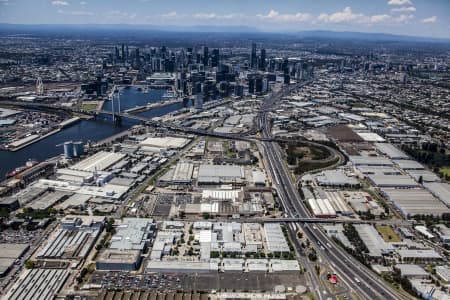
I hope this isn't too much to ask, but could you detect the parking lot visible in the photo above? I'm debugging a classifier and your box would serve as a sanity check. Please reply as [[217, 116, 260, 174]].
[[89, 271, 304, 293], [89, 272, 183, 291]]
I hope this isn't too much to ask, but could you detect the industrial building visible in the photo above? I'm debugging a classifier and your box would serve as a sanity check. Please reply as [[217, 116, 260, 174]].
[[308, 198, 336, 218], [263, 223, 290, 253], [96, 249, 142, 271], [0, 243, 29, 276], [353, 224, 394, 259], [170, 161, 194, 184], [423, 182, 450, 207], [197, 164, 245, 185], [4, 268, 70, 300], [392, 159, 424, 170], [349, 156, 394, 166], [374, 143, 409, 160], [381, 188, 450, 217], [367, 174, 419, 188], [109, 218, 154, 251], [315, 170, 359, 187], [139, 136, 190, 150], [397, 249, 442, 263], [38, 216, 103, 260], [70, 151, 126, 172], [96, 218, 155, 271]]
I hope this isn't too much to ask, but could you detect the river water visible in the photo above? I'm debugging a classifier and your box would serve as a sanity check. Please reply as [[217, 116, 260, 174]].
[[0, 87, 187, 175]]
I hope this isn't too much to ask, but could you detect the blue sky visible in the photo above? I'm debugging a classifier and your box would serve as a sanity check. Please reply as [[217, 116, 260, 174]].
[[1, 0, 449, 38]]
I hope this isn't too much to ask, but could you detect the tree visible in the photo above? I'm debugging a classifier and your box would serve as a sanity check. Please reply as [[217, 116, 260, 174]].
[[25, 260, 35, 269]]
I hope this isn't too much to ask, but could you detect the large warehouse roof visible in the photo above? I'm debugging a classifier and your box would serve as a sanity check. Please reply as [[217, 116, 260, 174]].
[[423, 182, 450, 207], [139, 136, 190, 149], [381, 188, 450, 217], [374, 143, 409, 159], [367, 174, 419, 188], [5, 269, 70, 300], [110, 218, 154, 251], [71, 151, 125, 172], [349, 156, 393, 166], [198, 165, 245, 183]]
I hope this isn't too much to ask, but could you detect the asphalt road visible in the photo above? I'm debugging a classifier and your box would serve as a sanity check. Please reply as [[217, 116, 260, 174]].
[[258, 83, 410, 300]]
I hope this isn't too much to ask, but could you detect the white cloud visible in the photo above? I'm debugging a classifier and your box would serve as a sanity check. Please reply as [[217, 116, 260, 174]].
[[192, 12, 242, 20], [80, 1, 87, 5], [316, 7, 413, 25], [52, 0, 69, 6], [370, 14, 391, 23], [58, 9, 93, 16], [391, 6, 416, 12], [103, 10, 137, 20], [395, 14, 414, 23], [162, 11, 177, 18], [387, 0, 412, 5], [257, 10, 312, 22], [421, 16, 437, 23]]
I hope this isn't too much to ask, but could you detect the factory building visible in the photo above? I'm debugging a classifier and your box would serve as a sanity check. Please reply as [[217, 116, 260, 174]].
[[197, 164, 245, 185], [96, 218, 155, 271], [4, 269, 70, 300], [381, 188, 450, 217]]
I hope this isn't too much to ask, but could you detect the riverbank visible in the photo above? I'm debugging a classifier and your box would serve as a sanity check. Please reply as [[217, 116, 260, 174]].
[[6, 117, 82, 152]]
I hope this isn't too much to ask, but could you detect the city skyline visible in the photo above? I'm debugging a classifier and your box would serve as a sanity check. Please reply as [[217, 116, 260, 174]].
[[0, 0, 449, 38]]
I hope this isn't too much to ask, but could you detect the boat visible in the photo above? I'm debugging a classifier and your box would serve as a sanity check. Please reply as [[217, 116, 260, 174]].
[[5, 159, 38, 179], [161, 90, 176, 99]]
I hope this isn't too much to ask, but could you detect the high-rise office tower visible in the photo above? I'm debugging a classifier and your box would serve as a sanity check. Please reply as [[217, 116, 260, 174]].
[[203, 46, 209, 66], [211, 49, 219, 67], [251, 43, 257, 69], [259, 48, 266, 71]]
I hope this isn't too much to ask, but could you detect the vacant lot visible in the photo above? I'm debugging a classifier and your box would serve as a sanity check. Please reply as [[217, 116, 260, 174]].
[[376, 225, 401, 242]]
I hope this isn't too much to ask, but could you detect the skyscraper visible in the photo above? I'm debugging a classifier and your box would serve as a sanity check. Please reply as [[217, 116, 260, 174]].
[[203, 46, 209, 66], [251, 43, 257, 69], [259, 48, 266, 71]]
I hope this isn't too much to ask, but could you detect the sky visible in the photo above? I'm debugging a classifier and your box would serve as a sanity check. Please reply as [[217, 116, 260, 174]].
[[0, 0, 449, 38]]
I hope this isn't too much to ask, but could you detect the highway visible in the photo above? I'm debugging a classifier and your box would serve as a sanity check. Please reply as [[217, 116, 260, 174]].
[[258, 83, 410, 300]]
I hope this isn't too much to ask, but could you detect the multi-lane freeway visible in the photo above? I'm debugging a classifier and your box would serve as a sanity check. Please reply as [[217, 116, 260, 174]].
[[258, 84, 411, 300]]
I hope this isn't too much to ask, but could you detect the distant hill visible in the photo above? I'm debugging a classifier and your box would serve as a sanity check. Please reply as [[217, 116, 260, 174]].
[[0, 23, 448, 43]]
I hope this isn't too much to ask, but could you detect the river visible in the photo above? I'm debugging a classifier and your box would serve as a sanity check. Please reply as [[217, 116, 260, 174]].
[[0, 87, 188, 175]]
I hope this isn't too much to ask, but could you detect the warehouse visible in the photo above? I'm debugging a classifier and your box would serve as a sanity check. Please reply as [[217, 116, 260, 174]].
[[246, 259, 268, 272], [381, 188, 450, 217], [96, 249, 142, 271], [374, 143, 409, 159], [356, 165, 401, 176], [367, 174, 419, 188], [139, 136, 190, 150], [202, 189, 242, 202], [354, 224, 394, 259], [171, 162, 194, 184], [70, 151, 126, 172], [37, 224, 100, 259], [26, 190, 71, 210], [355, 132, 385, 142], [110, 218, 155, 251], [197, 165, 245, 185], [406, 169, 440, 183], [423, 182, 450, 207], [315, 170, 359, 187], [5, 268, 70, 300], [322, 191, 353, 215], [0, 243, 29, 276], [263, 223, 290, 253], [147, 261, 211, 273], [394, 264, 429, 279], [393, 160, 424, 170], [397, 249, 442, 263], [308, 198, 337, 218], [349, 156, 393, 166], [271, 259, 300, 272]]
